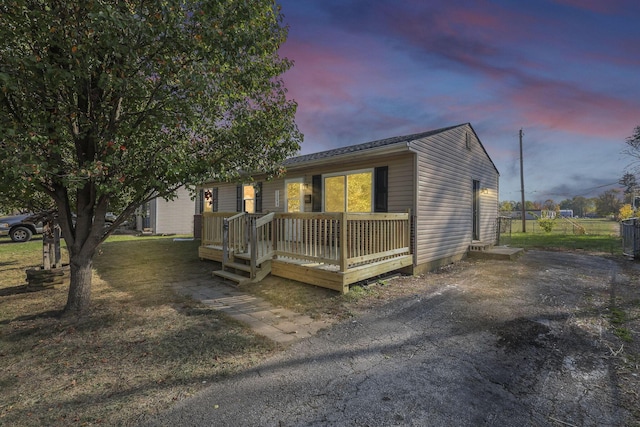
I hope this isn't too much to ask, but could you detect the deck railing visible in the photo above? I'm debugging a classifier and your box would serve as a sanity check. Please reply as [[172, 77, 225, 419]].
[[250, 212, 276, 277], [201, 212, 236, 247], [345, 213, 411, 268], [274, 213, 342, 266], [273, 212, 411, 271], [223, 212, 247, 265], [203, 211, 411, 273]]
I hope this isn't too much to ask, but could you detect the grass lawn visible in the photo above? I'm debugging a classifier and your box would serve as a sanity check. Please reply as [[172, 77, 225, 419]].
[[0, 235, 284, 426], [500, 218, 623, 255], [0, 219, 629, 426]]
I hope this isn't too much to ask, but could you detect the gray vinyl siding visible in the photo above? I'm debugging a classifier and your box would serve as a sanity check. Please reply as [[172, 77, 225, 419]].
[[261, 180, 281, 212], [209, 153, 415, 214], [149, 186, 195, 234], [217, 185, 238, 212], [413, 124, 498, 265]]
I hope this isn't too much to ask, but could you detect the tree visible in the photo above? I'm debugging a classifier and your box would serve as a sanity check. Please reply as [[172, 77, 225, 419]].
[[595, 189, 622, 218], [499, 200, 513, 213], [0, 1, 302, 315], [624, 126, 640, 159], [572, 196, 591, 217], [619, 172, 638, 205]]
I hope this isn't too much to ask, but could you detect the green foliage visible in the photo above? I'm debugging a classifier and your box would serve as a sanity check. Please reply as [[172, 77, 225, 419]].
[[499, 200, 513, 213], [537, 217, 555, 233], [0, 0, 302, 313], [596, 189, 622, 217], [528, 210, 556, 233]]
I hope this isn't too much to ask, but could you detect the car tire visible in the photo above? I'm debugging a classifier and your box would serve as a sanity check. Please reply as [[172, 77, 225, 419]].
[[10, 226, 33, 242]]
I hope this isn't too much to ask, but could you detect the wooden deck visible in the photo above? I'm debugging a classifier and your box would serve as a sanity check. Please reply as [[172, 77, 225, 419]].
[[199, 212, 413, 293]]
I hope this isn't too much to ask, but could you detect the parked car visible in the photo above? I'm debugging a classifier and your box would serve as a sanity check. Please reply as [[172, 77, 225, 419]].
[[0, 213, 44, 242]]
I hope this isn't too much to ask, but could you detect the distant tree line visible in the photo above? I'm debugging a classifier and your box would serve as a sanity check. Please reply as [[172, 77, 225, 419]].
[[500, 189, 625, 219], [500, 125, 640, 221]]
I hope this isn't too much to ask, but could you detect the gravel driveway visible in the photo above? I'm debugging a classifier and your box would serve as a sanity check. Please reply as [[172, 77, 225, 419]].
[[142, 250, 640, 426]]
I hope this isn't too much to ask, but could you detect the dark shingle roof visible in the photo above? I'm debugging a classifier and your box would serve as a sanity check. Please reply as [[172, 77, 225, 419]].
[[284, 124, 465, 166]]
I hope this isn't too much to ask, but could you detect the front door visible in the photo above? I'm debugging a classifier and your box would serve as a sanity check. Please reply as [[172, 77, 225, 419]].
[[472, 180, 480, 241], [286, 179, 304, 213]]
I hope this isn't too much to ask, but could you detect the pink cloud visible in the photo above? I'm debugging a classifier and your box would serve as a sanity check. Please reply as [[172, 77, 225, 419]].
[[509, 78, 640, 140]]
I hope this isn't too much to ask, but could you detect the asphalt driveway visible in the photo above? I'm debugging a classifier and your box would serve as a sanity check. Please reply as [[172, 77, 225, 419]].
[[141, 250, 639, 426]]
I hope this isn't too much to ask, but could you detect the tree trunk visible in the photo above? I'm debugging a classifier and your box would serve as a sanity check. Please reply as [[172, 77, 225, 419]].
[[64, 255, 93, 315]]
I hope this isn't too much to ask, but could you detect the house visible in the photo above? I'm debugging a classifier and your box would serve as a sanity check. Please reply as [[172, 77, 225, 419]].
[[197, 123, 499, 292], [136, 186, 196, 235]]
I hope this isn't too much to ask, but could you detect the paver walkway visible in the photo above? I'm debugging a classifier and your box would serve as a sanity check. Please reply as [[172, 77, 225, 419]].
[[171, 277, 333, 344]]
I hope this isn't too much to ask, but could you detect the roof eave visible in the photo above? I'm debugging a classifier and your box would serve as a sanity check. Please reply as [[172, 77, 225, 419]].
[[284, 142, 411, 172]]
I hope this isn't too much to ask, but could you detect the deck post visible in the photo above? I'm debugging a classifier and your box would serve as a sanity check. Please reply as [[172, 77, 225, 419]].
[[272, 218, 277, 258], [340, 212, 348, 272], [222, 218, 229, 266], [244, 215, 250, 253], [405, 209, 412, 255], [250, 221, 257, 279]]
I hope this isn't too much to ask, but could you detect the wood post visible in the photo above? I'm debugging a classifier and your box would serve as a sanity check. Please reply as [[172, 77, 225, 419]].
[[340, 212, 347, 272]]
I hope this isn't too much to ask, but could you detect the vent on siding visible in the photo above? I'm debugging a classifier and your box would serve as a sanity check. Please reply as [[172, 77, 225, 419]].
[[465, 132, 471, 150]]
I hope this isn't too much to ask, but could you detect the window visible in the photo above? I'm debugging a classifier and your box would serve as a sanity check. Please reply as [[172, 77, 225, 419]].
[[243, 185, 255, 213], [324, 170, 373, 212], [236, 183, 262, 213], [200, 188, 218, 213]]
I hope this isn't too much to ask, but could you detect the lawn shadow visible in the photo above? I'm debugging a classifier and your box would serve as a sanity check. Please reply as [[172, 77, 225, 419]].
[[0, 309, 63, 325], [0, 284, 30, 296]]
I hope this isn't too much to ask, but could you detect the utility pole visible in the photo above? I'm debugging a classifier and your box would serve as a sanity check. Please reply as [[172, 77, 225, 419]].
[[519, 129, 526, 233]]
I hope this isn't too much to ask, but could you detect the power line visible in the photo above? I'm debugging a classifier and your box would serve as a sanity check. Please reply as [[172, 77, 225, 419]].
[[501, 181, 621, 199]]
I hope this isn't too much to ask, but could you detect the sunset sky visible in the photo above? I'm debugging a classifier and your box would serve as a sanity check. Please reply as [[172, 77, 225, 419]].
[[277, 0, 640, 203]]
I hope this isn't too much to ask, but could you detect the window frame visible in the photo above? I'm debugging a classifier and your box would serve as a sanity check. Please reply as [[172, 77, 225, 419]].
[[236, 182, 262, 213], [322, 168, 374, 213]]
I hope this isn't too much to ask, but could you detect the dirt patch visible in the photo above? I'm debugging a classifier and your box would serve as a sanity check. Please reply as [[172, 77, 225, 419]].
[[143, 249, 640, 426], [495, 317, 552, 350]]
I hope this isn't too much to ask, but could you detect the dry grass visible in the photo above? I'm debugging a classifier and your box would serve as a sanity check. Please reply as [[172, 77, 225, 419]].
[[0, 234, 418, 425], [0, 236, 279, 426], [2, 234, 639, 425]]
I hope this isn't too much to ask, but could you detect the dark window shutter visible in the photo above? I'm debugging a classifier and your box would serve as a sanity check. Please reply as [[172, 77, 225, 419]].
[[212, 188, 219, 212], [255, 182, 263, 213], [236, 185, 242, 212], [374, 166, 388, 212], [312, 175, 322, 212], [197, 190, 204, 213]]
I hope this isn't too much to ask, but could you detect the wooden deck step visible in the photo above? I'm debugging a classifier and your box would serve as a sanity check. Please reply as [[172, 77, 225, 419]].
[[213, 270, 251, 285], [233, 252, 251, 261], [224, 261, 252, 273]]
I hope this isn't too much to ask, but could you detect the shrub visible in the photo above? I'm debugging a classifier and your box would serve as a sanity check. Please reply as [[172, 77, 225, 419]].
[[537, 217, 555, 233], [618, 203, 634, 221]]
